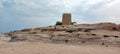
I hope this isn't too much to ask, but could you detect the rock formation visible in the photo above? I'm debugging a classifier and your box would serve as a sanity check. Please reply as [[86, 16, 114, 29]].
[[0, 34, 11, 41], [1, 22, 119, 47]]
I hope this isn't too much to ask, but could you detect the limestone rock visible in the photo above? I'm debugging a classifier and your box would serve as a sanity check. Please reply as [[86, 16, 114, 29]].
[[0, 34, 11, 42]]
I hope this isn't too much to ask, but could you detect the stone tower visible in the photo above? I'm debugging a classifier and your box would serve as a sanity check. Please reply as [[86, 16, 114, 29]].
[[62, 13, 72, 25]]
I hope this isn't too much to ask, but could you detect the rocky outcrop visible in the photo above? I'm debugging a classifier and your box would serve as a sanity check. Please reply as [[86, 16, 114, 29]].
[[0, 34, 11, 41], [1, 22, 120, 46], [94, 22, 118, 31], [74, 22, 119, 31]]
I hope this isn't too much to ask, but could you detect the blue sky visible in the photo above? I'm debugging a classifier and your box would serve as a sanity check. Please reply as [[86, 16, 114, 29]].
[[0, 0, 120, 32]]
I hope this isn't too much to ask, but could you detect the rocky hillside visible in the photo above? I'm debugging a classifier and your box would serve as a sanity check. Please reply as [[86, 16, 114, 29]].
[[1, 22, 120, 47]]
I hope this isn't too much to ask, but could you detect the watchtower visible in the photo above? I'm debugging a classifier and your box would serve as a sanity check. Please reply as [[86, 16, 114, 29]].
[[62, 13, 72, 25]]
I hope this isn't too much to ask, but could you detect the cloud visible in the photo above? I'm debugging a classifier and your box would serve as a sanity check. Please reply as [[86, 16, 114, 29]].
[[0, 0, 120, 32], [20, 16, 61, 27], [49, 0, 84, 12], [91, 0, 120, 23], [93, 1, 120, 17], [103, 16, 120, 23]]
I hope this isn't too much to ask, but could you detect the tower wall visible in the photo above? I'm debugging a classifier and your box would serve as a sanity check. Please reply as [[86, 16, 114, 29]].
[[62, 13, 72, 25]]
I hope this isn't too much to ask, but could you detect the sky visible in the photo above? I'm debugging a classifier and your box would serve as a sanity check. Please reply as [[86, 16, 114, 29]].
[[0, 0, 120, 32]]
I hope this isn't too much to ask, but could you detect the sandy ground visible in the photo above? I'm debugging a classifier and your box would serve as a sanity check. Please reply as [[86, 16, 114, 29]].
[[0, 41, 120, 54]]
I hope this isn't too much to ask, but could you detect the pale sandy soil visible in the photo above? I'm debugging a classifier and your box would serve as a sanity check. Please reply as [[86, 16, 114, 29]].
[[0, 41, 120, 54]]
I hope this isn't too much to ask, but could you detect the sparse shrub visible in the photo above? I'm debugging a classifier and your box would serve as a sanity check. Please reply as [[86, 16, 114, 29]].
[[66, 29, 75, 33], [55, 21, 62, 25], [28, 32, 37, 34], [103, 35, 109, 38], [101, 42, 105, 45], [55, 21, 77, 25], [105, 45, 108, 47], [65, 40, 69, 43], [48, 26, 52, 27], [83, 29, 89, 32], [78, 28, 82, 31], [50, 35, 54, 40], [83, 29, 93, 32], [81, 41, 86, 43], [92, 34, 96, 36], [71, 22, 77, 25], [21, 29, 31, 32], [74, 25, 77, 27], [113, 36, 119, 38], [112, 27, 117, 30]]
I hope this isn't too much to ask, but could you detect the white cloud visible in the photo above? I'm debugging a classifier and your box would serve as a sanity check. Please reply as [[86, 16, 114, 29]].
[[0, 0, 5, 9], [91, 0, 120, 23], [105, 0, 119, 8], [0, 0, 120, 32], [101, 16, 120, 23], [20, 16, 60, 27], [72, 15, 89, 24], [0, 0, 120, 26]]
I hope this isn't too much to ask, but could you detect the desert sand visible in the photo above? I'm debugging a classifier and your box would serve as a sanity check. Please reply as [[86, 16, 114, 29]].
[[0, 41, 120, 54]]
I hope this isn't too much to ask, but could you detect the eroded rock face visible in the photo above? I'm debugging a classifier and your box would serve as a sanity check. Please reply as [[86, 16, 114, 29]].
[[95, 23, 118, 30], [117, 24, 120, 31], [0, 34, 11, 42], [3, 22, 120, 46]]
